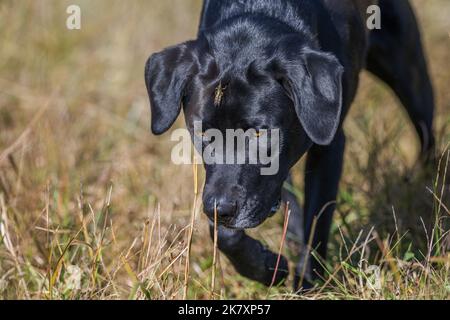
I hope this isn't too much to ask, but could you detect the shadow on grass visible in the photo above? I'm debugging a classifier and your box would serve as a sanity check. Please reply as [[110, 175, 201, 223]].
[[336, 145, 450, 265]]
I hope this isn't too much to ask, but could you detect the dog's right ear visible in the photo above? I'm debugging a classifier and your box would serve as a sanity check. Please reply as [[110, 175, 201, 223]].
[[145, 41, 198, 135]]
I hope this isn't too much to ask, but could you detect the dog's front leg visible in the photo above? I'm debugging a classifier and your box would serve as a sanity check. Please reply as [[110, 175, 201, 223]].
[[296, 130, 346, 289], [209, 224, 289, 287]]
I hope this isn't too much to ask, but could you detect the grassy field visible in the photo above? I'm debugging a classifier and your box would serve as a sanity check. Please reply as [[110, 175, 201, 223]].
[[0, 0, 449, 300]]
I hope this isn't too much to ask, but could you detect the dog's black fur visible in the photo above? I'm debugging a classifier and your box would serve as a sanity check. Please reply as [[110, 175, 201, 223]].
[[145, 0, 435, 289]]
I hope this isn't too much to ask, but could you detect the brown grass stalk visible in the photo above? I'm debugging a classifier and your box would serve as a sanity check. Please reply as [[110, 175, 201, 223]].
[[183, 162, 199, 299], [210, 200, 219, 299], [269, 201, 291, 290]]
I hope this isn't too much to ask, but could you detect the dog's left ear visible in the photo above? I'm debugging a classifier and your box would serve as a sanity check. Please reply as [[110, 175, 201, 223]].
[[270, 39, 344, 145], [145, 41, 198, 135]]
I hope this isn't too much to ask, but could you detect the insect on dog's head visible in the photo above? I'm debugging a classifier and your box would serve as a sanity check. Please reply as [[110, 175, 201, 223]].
[[145, 34, 343, 229]]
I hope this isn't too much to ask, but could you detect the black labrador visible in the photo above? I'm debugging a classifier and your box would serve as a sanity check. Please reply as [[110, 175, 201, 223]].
[[145, 0, 435, 289]]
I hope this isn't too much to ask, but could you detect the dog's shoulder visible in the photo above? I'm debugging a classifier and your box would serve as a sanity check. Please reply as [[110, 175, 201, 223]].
[[322, 0, 378, 18], [351, 0, 379, 18]]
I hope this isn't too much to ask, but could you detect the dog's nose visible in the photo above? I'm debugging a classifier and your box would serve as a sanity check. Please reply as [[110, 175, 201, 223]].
[[203, 196, 237, 221]]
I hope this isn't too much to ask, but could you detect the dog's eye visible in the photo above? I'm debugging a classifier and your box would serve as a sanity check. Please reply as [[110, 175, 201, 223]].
[[195, 131, 212, 143], [254, 130, 265, 138], [195, 130, 205, 138]]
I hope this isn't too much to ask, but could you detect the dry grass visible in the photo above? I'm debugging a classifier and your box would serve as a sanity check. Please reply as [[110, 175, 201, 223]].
[[0, 0, 449, 300]]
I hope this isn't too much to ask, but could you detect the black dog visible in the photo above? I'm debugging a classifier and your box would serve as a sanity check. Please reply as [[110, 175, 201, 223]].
[[145, 0, 435, 289]]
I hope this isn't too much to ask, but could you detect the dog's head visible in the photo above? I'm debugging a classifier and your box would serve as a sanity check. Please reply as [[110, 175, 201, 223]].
[[145, 28, 343, 229]]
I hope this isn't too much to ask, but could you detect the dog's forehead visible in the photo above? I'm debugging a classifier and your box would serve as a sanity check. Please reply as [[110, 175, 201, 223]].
[[185, 68, 288, 127]]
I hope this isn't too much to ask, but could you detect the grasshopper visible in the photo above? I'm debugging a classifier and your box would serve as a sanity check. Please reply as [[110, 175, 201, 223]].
[[214, 82, 227, 107]]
